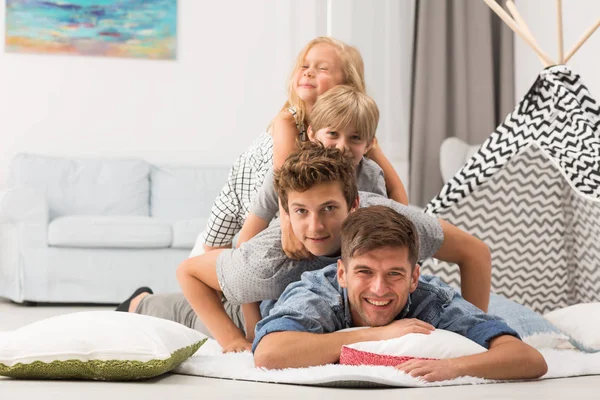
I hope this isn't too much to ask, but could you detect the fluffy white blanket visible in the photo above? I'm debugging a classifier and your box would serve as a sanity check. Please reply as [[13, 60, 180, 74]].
[[174, 339, 600, 388]]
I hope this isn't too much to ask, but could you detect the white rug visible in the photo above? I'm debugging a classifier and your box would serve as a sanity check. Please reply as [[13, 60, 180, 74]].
[[174, 339, 600, 388]]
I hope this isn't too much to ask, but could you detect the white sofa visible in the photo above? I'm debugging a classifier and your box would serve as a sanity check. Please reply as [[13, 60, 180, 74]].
[[0, 153, 229, 304]]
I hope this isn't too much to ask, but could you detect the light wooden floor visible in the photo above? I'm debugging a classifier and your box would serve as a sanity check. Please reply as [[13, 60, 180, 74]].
[[1, 298, 599, 400]]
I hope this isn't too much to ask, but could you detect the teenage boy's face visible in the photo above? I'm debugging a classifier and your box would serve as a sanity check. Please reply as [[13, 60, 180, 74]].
[[286, 181, 358, 257], [310, 124, 371, 165], [337, 247, 419, 327]]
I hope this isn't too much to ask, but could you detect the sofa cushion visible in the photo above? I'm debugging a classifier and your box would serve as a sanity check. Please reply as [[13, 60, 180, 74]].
[[171, 217, 207, 249], [9, 154, 150, 220], [48, 216, 172, 248], [150, 165, 230, 221]]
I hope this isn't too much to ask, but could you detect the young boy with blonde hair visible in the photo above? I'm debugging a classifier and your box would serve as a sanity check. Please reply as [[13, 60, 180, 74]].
[[238, 84, 386, 252]]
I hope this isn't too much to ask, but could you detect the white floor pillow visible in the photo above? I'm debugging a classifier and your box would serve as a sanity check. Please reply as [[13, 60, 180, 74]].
[[0, 311, 207, 380], [544, 303, 600, 353], [486, 292, 571, 350], [340, 329, 486, 367], [176, 337, 600, 387]]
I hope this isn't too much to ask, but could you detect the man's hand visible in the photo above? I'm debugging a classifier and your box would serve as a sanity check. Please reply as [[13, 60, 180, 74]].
[[396, 359, 460, 382], [374, 318, 435, 341], [281, 214, 312, 260], [221, 337, 252, 353]]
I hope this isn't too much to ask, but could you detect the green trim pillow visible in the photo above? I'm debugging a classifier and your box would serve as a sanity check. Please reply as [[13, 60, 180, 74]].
[[0, 311, 207, 380]]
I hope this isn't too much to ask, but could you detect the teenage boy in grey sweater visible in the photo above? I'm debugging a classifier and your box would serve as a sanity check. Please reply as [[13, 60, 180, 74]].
[[120, 143, 492, 354]]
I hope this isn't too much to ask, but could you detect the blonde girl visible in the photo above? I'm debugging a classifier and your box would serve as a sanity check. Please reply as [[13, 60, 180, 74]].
[[195, 37, 408, 256]]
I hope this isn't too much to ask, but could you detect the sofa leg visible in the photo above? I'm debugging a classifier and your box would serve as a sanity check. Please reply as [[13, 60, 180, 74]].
[[11, 300, 38, 306]]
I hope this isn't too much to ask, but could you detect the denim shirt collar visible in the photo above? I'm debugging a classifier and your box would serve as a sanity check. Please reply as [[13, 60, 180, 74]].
[[342, 288, 353, 328], [398, 293, 412, 319]]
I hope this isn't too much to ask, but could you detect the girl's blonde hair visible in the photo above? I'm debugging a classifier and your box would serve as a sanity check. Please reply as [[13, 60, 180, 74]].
[[308, 85, 379, 143], [281, 37, 366, 133]]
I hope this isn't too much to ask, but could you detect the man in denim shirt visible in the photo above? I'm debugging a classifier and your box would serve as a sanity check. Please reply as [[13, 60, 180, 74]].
[[253, 206, 548, 382]]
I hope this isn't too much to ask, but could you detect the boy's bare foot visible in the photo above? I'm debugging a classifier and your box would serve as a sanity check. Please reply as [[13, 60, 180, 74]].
[[221, 337, 252, 353], [115, 287, 153, 312]]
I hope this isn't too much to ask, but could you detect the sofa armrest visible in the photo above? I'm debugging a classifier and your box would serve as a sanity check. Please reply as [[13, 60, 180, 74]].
[[0, 187, 49, 248]]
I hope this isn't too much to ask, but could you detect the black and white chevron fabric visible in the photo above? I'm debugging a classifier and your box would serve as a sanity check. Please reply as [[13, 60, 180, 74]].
[[421, 66, 600, 314]]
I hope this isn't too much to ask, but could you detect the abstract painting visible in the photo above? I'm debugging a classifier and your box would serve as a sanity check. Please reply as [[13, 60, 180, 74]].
[[5, 0, 177, 60]]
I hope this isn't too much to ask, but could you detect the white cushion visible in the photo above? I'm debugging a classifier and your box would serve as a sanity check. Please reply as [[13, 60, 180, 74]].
[[150, 165, 229, 221], [0, 311, 207, 380], [339, 329, 486, 367], [544, 303, 600, 352], [171, 217, 207, 249], [439, 137, 481, 183], [48, 216, 172, 248], [176, 336, 600, 387], [9, 153, 150, 219]]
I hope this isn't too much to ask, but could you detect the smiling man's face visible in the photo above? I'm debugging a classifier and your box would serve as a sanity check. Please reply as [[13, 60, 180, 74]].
[[286, 181, 357, 257], [337, 246, 419, 327]]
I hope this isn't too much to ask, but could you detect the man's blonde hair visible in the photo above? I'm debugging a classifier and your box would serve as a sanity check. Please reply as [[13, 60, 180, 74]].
[[308, 85, 379, 143], [274, 142, 358, 215], [280, 37, 366, 132]]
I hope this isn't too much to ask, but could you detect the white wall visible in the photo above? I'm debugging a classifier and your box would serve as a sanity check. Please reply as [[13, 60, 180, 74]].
[[0, 0, 413, 188], [329, 0, 415, 186], [0, 1, 327, 186], [514, 0, 600, 101]]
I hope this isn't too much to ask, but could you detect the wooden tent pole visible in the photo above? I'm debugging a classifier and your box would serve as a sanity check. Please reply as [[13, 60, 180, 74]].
[[564, 19, 600, 63], [505, 0, 545, 65], [557, 0, 564, 64], [483, 0, 555, 67]]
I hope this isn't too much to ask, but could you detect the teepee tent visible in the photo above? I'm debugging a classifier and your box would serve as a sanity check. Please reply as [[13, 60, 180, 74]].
[[420, 0, 600, 314]]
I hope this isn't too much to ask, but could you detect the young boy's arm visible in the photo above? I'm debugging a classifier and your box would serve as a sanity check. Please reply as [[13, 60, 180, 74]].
[[236, 202, 310, 343], [237, 213, 269, 247], [176, 251, 252, 352], [366, 139, 409, 205], [235, 214, 270, 342], [280, 207, 312, 260], [238, 208, 310, 259], [236, 212, 310, 340], [272, 110, 301, 170], [245, 167, 311, 260]]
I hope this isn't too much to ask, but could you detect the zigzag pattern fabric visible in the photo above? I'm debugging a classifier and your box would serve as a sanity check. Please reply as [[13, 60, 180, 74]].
[[420, 66, 600, 314]]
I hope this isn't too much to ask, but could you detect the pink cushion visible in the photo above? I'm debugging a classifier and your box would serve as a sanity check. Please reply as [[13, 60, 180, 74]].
[[340, 346, 436, 367], [338, 329, 487, 368]]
